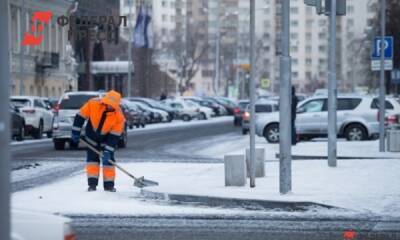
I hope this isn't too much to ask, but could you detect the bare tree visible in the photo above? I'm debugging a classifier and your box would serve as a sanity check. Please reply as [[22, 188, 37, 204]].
[[166, 24, 209, 94]]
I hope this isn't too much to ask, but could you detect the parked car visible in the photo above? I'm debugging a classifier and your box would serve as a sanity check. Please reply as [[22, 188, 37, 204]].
[[242, 100, 279, 135], [182, 97, 220, 116], [256, 95, 400, 143], [201, 98, 228, 116], [121, 99, 146, 128], [234, 99, 249, 126], [129, 97, 176, 121], [12, 209, 76, 240], [10, 96, 54, 139], [184, 99, 214, 120], [52, 91, 128, 150], [163, 99, 199, 121], [10, 105, 25, 141], [128, 99, 168, 122], [206, 97, 236, 115], [129, 101, 160, 123]]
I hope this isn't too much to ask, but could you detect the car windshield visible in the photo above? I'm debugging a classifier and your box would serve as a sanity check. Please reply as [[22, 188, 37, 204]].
[[11, 99, 31, 108], [59, 94, 98, 110]]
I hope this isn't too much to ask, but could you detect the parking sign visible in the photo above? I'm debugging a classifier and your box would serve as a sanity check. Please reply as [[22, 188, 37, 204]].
[[371, 37, 393, 59], [371, 36, 393, 71]]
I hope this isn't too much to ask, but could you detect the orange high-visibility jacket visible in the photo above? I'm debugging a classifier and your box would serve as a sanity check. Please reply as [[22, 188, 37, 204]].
[[72, 93, 125, 152]]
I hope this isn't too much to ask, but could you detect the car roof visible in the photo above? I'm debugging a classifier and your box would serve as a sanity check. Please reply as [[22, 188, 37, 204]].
[[63, 91, 102, 96], [10, 96, 40, 100], [256, 100, 279, 105]]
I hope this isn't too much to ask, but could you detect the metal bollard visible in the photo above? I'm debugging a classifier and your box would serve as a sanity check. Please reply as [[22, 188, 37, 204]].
[[224, 154, 246, 187]]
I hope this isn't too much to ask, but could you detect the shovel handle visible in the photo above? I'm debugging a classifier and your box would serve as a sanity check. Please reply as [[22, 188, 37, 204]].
[[80, 137, 137, 180]]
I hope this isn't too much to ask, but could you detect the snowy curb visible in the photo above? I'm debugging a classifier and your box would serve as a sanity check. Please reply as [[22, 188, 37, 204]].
[[140, 189, 339, 212]]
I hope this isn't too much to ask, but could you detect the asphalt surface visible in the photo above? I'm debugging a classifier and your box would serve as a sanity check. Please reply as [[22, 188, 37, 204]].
[[11, 118, 400, 240]]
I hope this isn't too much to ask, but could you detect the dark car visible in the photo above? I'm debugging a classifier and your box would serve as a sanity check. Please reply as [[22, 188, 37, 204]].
[[10, 105, 25, 141], [129, 101, 162, 123], [128, 97, 176, 122], [200, 98, 227, 116], [213, 97, 238, 115], [121, 100, 146, 128], [234, 99, 250, 126]]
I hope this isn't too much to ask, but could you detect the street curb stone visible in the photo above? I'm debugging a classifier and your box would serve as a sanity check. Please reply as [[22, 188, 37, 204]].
[[140, 189, 338, 211]]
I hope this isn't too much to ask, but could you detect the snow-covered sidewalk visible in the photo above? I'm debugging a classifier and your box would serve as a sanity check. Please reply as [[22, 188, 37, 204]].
[[12, 160, 400, 217], [193, 135, 400, 160]]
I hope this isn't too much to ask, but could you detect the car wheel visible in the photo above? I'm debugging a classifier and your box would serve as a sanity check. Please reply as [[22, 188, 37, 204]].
[[141, 123, 146, 128], [33, 120, 43, 139], [234, 118, 239, 126], [54, 140, 66, 150], [345, 124, 367, 141], [198, 113, 207, 120], [16, 123, 25, 141], [182, 114, 191, 122], [129, 125, 133, 129], [264, 123, 279, 143], [242, 129, 248, 135], [46, 131, 52, 138]]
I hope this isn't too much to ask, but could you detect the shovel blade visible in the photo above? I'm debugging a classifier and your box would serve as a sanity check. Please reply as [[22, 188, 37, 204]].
[[134, 176, 159, 188]]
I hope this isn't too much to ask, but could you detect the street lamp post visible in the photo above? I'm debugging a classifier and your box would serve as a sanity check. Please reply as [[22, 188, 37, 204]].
[[214, 0, 221, 96], [328, 0, 338, 167], [279, 0, 292, 194], [379, 0, 386, 152], [0, 0, 11, 239], [127, 0, 133, 97]]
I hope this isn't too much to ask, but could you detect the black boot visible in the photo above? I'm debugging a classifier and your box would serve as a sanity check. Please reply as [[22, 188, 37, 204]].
[[104, 187, 116, 192], [88, 186, 97, 192]]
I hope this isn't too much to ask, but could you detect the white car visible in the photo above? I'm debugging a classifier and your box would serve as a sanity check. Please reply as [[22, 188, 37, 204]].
[[183, 99, 213, 120], [12, 209, 76, 240], [10, 96, 54, 139], [256, 95, 400, 143], [164, 99, 199, 121]]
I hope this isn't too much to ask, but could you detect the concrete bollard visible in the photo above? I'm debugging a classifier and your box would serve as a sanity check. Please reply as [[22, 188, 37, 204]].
[[224, 154, 246, 187], [246, 148, 265, 178]]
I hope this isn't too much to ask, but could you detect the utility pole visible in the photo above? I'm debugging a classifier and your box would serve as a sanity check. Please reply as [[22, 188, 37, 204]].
[[379, 0, 386, 152], [0, 0, 11, 239], [328, 0, 337, 167], [249, 0, 256, 188], [127, 0, 133, 97], [214, 0, 221, 96], [279, 0, 292, 194], [19, 0, 26, 95]]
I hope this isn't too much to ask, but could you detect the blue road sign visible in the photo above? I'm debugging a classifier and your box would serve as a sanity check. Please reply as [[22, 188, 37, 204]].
[[391, 69, 400, 84], [371, 37, 393, 59]]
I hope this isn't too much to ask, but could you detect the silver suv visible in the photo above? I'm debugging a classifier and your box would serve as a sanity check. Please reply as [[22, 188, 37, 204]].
[[256, 95, 400, 143], [52, 91, 127, 150]]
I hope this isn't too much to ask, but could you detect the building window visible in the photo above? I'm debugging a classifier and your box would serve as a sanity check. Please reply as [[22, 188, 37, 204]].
[[290, 20, 298, 27], [306, 59, 312, 65], [162, 14, 167, 21], [162, 1, 167, 7], [347, 5, 354, 13], [290, 7, 298, 14]]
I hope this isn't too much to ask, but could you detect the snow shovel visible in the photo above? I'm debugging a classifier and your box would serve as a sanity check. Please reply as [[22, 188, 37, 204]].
[[80, 137, 159, 188]]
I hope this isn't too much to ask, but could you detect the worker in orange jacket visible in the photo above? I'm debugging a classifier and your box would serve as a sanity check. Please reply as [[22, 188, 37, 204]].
[[71, 90, 126, 192]]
